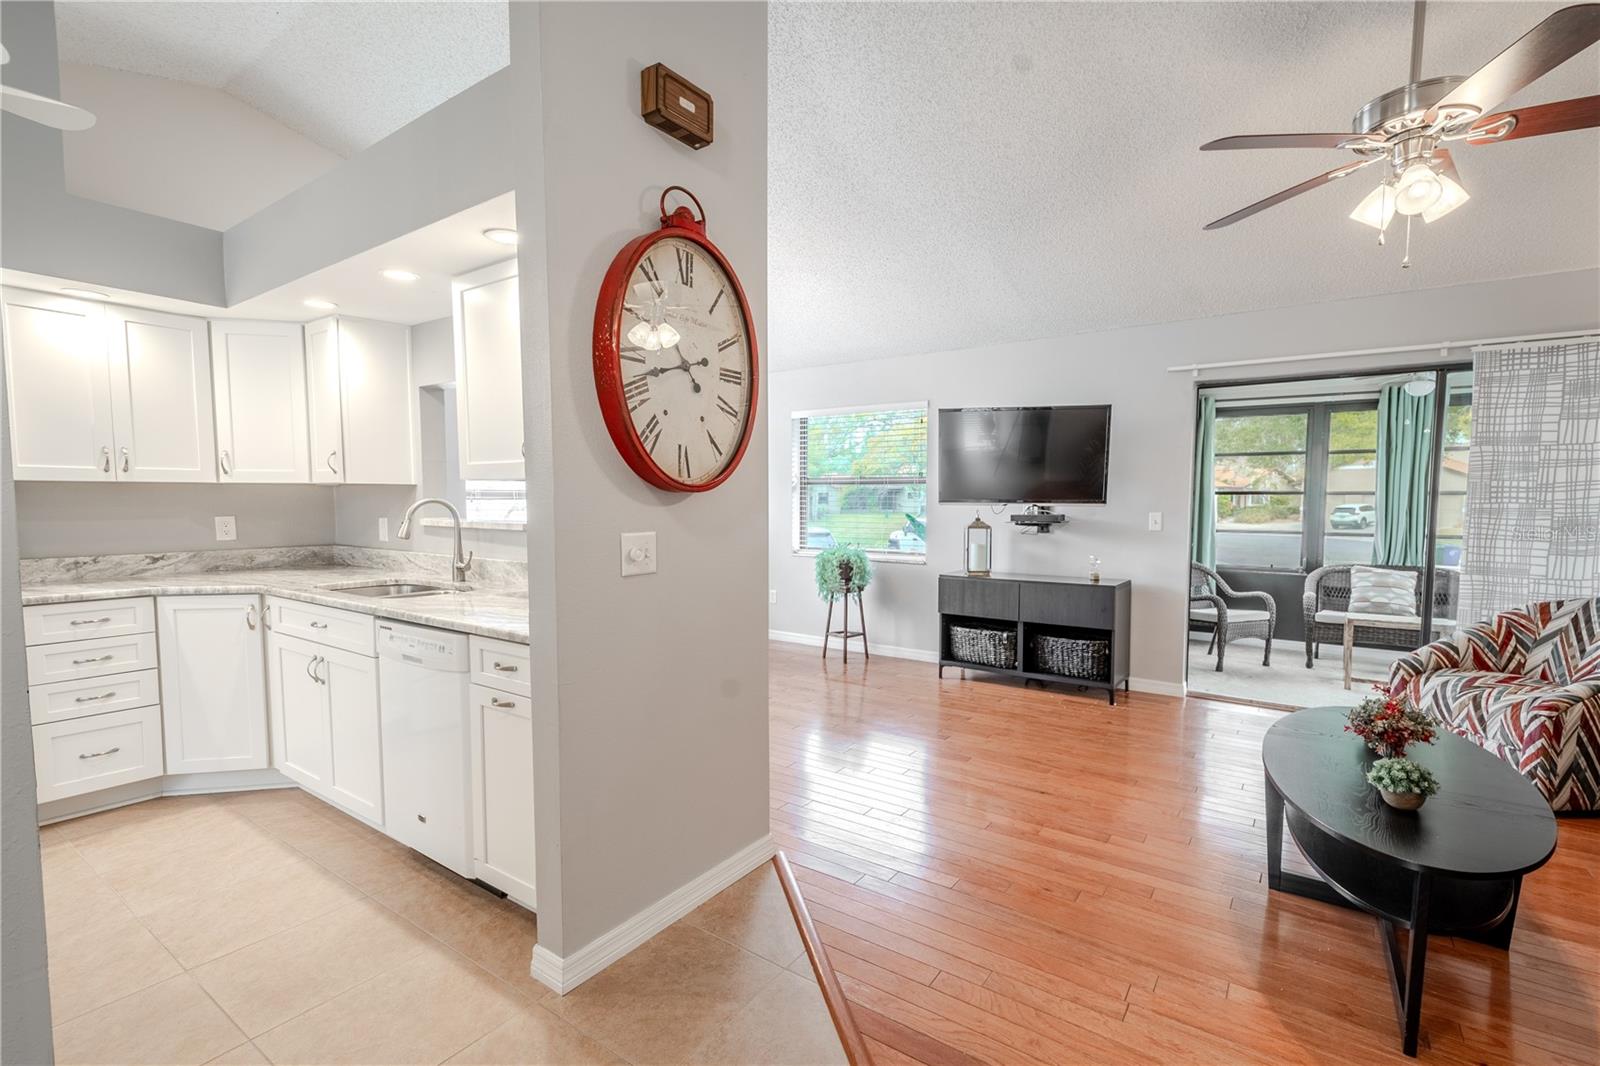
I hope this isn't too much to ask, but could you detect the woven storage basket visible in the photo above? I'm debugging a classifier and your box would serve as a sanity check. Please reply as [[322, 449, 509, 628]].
[[1028, 633, 1109, 680], [948, 625, 1017, 670]]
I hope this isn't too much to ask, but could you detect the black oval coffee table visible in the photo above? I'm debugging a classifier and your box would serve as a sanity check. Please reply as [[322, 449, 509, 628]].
[[1262, 707, 1557, 1057]]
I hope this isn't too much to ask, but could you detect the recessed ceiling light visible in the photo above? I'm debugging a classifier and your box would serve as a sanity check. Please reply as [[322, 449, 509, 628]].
[[304, 298, 338, 311], [61, 287, 108, 300], [482, 228, 519, 246], [381, 269, 420, 283]]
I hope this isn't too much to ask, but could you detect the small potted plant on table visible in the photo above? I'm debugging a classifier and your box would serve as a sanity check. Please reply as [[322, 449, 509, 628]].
[[1345, 690, 1441, 811]]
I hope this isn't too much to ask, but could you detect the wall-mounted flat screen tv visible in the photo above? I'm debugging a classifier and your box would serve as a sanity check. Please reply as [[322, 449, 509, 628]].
[[938, 405, 1111, 504]]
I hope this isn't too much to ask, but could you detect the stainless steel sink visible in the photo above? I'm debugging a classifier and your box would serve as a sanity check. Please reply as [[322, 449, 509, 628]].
[[337, 582, 459, 599]]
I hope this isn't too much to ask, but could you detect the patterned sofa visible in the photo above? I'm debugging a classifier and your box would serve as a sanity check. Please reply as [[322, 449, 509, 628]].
[[1388, 598, 1600, 812]]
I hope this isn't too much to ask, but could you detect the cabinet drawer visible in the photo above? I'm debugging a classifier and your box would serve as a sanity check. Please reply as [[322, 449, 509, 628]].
[[1019, 583, 1116, 629], [469, 636, 530, 697], [267, 597, 375, 656], [25, 633, 159, 685], [34, 705, 164, 803], [938, 576, 1019, 620], [29, 668, 161, 726], [24, 597, 155, 646]]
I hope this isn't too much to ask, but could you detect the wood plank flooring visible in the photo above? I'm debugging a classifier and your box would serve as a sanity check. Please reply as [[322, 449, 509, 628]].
[[769, 643, 1600, 1065]]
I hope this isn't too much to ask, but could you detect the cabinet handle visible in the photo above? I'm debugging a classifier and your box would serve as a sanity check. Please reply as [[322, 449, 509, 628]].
[[315, 656, 327, 685], [246, 605, 257, 630], [309, 621, 329, 630], [326, 451, 340, 475], [304, 655, 320, 683], [263, 605, 272, 630], [220, 449, 233, 476], [100, 446, 112, 473], [74, 691, 117, 703], [492, 662, 519, 673], [71, 654, 114, 665], [78, 747, 121, 760], [68, 617, 113, 627], [489, 696, 516, 708], [120, 446, 130, 473]]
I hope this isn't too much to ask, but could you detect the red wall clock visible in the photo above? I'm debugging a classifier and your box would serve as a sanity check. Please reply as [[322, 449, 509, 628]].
[[593, 187, 758, 492]]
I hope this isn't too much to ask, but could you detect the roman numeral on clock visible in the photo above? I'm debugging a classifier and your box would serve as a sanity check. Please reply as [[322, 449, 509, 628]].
[[718, 367, 743, 386], [716, 395, 740, 420], [708, 287, 725, 315], [706, 430, 723, 458], [640, 414, 661, 453], [638, 257, 663, 297], [623, 375, 650, 412], [717, 334, 741, 352], [676, 247, 694, 288], [677, 444, 691, 480]]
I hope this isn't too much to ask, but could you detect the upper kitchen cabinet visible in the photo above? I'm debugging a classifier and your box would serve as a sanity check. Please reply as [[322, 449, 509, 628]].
[[3, 289, 217, 483], [210, 320, 311, 483], [305, 316, 416, 484], [452, 259, 523, 479]]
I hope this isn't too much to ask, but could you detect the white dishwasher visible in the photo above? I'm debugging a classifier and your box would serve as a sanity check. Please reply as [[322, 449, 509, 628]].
[[377, 621, 474, 878]]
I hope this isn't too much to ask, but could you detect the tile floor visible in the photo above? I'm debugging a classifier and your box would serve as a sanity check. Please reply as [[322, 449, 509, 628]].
[[39, 788, 848, 1065]]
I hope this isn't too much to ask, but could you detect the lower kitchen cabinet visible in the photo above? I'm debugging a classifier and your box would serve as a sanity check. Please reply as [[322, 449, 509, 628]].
[[468, 682, 536, 905], [157, 595, 268, 773], [266, 630, 384, 825], [34, 704, 164, 802]]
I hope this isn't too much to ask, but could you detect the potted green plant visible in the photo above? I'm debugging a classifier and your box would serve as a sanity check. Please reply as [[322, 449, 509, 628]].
[[1345, 690, 1437, 758], [814, 545, 871, 599], [1366, 757, 1441, 811]]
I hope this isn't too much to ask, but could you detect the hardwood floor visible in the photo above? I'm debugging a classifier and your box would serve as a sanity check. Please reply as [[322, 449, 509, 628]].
[[768, 643, 1600, 1065]]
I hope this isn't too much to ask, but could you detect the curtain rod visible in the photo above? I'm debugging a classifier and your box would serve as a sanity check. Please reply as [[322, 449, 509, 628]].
[[1165, 329, 1597, 375]]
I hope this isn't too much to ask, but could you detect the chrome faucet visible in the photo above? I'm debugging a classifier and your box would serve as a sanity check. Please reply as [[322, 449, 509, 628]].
[[397, 498, 474, 584]]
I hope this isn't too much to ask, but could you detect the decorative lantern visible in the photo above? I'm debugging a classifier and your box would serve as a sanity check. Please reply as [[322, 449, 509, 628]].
[[965, 513, 992, 576]]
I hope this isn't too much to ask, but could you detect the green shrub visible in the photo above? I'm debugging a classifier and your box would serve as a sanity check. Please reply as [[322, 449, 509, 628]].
[[815, 546, 871, 598], [1365, 757, 1440, 797]]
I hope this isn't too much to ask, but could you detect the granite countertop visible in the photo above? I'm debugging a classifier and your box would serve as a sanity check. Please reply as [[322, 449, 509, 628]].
[[20, 552, 530, 644]]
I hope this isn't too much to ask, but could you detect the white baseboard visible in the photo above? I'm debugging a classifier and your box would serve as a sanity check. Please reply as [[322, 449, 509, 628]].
[[38, 769, 294, 825], [1130, 677, 1186, 697], [531, 833, 777, 995], [768, 629, 939, 664]]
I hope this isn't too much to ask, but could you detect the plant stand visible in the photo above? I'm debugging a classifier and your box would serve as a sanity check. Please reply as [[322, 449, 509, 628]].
[[822, 592, 869, 663]]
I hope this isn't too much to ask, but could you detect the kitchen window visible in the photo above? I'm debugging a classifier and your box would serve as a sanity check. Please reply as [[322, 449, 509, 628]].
[[793, 403, 928, 560], [464, 480, 527, 524]]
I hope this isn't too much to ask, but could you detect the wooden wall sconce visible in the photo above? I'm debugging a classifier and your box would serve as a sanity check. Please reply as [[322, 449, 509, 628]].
[[641, 63, 713, 149]]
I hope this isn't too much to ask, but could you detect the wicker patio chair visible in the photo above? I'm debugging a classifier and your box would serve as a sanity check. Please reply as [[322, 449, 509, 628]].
[[1302, 564, 1460, 668], [1190, 563, 1276, 671]]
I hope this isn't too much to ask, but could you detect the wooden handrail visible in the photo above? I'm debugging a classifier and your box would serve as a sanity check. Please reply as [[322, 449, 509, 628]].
[[772, 851, 872, 1066]]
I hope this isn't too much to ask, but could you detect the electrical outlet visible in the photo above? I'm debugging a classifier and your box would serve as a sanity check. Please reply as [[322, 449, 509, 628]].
[[1147, 512, 1163, 532], [214, 516, 237, 542], [378, 517, 389, 542], [769, 589, 778, 605], [620, 532, 657, 577]]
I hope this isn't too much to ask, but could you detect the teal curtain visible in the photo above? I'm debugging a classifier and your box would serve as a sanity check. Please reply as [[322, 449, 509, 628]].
[[1191, 396, 1216, 567], [1373, 384, 1434, 566]]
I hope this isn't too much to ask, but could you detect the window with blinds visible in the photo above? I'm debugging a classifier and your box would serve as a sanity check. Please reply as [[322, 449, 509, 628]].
[[465, 480, 527, 524], [793, 404, 928, 559]]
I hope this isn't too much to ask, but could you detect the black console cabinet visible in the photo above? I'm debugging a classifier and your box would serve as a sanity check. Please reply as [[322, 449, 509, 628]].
[[938, 572, 1132, 704]]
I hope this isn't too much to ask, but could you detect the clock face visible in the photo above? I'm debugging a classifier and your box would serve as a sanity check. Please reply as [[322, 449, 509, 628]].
[[617, 235, 754, 487]]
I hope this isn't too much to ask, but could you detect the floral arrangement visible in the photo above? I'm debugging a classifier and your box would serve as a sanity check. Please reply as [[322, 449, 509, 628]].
[[814, 545, 871, 598], [1366, 757, 1441, 798], [1345, 689, 1437, 758]]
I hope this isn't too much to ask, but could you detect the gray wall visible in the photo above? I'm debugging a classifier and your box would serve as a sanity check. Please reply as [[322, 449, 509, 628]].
[[411, 316, 456, 387], [14, 484, 334, 558], [519, 1, 769, 959], [766, 268, 1600, 689], [1, 341, 55, 1062]]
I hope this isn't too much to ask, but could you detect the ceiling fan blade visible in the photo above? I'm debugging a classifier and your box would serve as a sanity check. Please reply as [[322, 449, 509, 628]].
[[1464, 94, 1600, 144], [1202, 157, 1382, 230], [1432, 147, 1462, 186], [1201, 133, 1377, 151], [1431, 3, 1600, 119], [0, 83, 96, 131]]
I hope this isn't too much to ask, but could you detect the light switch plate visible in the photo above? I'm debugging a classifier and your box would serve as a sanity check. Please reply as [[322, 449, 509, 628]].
[[378, 517, 389, 542], [215, 516, 237, 541], [769, 589, 778, 604], [1147, 512, 1163, 532], [620, 532, 657, 577]]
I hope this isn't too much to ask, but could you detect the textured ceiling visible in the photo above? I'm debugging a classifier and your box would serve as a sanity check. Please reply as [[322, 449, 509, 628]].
[[769, 1, 1600, 369], [54, 1, 508, 157]]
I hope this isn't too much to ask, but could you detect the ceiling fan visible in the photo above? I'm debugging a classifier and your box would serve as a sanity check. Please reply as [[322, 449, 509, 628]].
[[1199, 1, 1600, 262], [0, 43, 96, 131]]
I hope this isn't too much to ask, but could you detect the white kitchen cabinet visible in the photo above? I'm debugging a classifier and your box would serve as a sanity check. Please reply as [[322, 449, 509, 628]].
[[106, 306, 216, 482], [2, 289, 114, 481], [266, 627, 384, 825], [210, 320, 310, 483], [34, 705, 165, 803], [157, 596, 268, 774], [452, 260, 523, 479], [304, 315, 415, 485], [468, 683, 536, 905]]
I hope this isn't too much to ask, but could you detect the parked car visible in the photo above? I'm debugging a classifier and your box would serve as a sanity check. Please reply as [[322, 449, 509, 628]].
[[1330, 503, 1375, 530], [888, 528, 925, 553], [805, 528, 837, 549]]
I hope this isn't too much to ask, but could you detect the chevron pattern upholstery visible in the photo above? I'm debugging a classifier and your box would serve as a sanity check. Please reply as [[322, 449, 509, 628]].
[[1389, 598, 1600, 812]]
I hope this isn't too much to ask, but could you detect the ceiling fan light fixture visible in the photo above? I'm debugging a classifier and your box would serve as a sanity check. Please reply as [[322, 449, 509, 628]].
[[1393, 163, 1443, 215], [1421, 171, 1470, 223], [1350, 182, 1398, 230]]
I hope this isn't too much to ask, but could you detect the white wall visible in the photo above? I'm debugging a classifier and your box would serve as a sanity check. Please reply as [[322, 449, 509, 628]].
[[767, 268, 1600, 688], [60, 63, 343, 231], [410, 316, 456, 387], [517, 1, 769, 962]]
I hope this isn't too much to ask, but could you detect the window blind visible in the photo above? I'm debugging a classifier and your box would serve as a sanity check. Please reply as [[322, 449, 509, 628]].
[[793, 405, 928, 558]]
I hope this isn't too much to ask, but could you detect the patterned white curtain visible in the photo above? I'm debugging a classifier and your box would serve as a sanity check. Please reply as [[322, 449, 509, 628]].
[[1460, 337, 1600, 622]]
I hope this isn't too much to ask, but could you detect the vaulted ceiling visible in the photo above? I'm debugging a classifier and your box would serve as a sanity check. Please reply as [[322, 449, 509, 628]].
[[769, 1, 1600, 369], [54, 0, 508, 157]]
